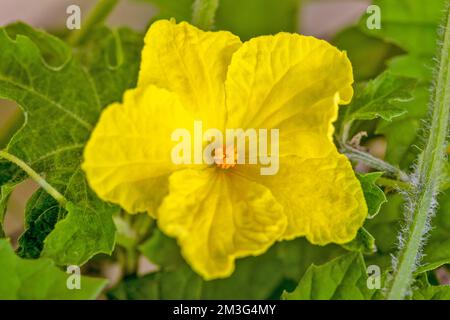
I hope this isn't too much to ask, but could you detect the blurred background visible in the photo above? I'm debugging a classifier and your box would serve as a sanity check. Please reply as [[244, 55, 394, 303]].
[[0, 0, 370, 247]]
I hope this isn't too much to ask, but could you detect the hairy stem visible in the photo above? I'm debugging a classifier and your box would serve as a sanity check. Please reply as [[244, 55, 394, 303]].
[[342, 144, 410, 182], [68, 0, 119, 46], [0, 150, 67, 206], [192, 0, 220, 30], [385, 9, 450, 300]]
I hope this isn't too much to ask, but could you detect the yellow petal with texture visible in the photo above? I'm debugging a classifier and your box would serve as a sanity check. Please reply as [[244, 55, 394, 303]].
[[158, 168, 287, 280], [225, 33, 353, 156], [238, 151, 367, 244], [82, 85, 198, 214], [139, 20, 242, 130]]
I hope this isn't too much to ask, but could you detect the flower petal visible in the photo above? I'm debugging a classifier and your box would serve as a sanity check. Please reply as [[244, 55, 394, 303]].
[[82, 85, 198, 214], [139, 19, 242, 129], [237, 151, 367, 244], [225, 33, 353, 152], [158, 168, 286, 280]]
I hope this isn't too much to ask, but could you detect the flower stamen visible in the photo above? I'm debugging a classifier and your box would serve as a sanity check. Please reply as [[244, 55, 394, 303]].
[[214, 145, 237, 169]]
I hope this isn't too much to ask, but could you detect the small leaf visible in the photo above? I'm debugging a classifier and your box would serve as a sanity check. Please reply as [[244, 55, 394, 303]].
[[343, 71, 415, 125], [358, 172, 387, 219], [341, 228, 376, 254], [0, 239, 107, 299]]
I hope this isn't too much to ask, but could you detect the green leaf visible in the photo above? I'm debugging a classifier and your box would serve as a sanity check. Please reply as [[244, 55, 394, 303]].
[[273, 237, 345, 284], [42, 201, 117, 265], [387, 55, 435, 81], [17, 189, 60, 259], [342, 71, 415, 126], [0, 239, 107, 299], [0, 184, 12, 237], [281, 245, 448, 300], [200, 250, 283, 300], [374, 84, 429, 167], [4, 23, 71, 68], [75, 27, 143, 107], [192, 0, 220, 30], [412, 285, 450, 300], [408, 272, 450, 300], [0, 161, 22, 236], [0, 24, 142, 263], [357, 172, 387, 219], [282, 252, 377, 300], [341, 228, 376, 254]]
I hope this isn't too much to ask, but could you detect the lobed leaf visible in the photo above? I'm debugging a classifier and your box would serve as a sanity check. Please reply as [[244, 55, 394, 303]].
[[0, 24, 142, 264]]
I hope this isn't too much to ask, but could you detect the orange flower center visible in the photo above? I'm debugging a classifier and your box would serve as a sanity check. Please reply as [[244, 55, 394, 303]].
[[213, 145, 237, 169]]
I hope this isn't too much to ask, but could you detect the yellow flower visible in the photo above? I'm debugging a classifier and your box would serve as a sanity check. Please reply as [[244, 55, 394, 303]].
[[82, 20, 367, 280]]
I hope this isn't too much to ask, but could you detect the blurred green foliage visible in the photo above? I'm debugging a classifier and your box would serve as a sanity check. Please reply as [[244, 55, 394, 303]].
[[141, 0, 299, 39]]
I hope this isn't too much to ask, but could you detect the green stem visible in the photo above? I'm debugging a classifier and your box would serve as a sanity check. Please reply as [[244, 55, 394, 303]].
[[376, 177, 412, 191], [68, 0, 120, 46], [341, 121, 353, 144], [133, 214, 154, 240], [385, 9, 450, 300], [342, 144, 410, 182], [124, 247, 139, 276], [192, 0, 220, 30], [0, 150, 67, 206]]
